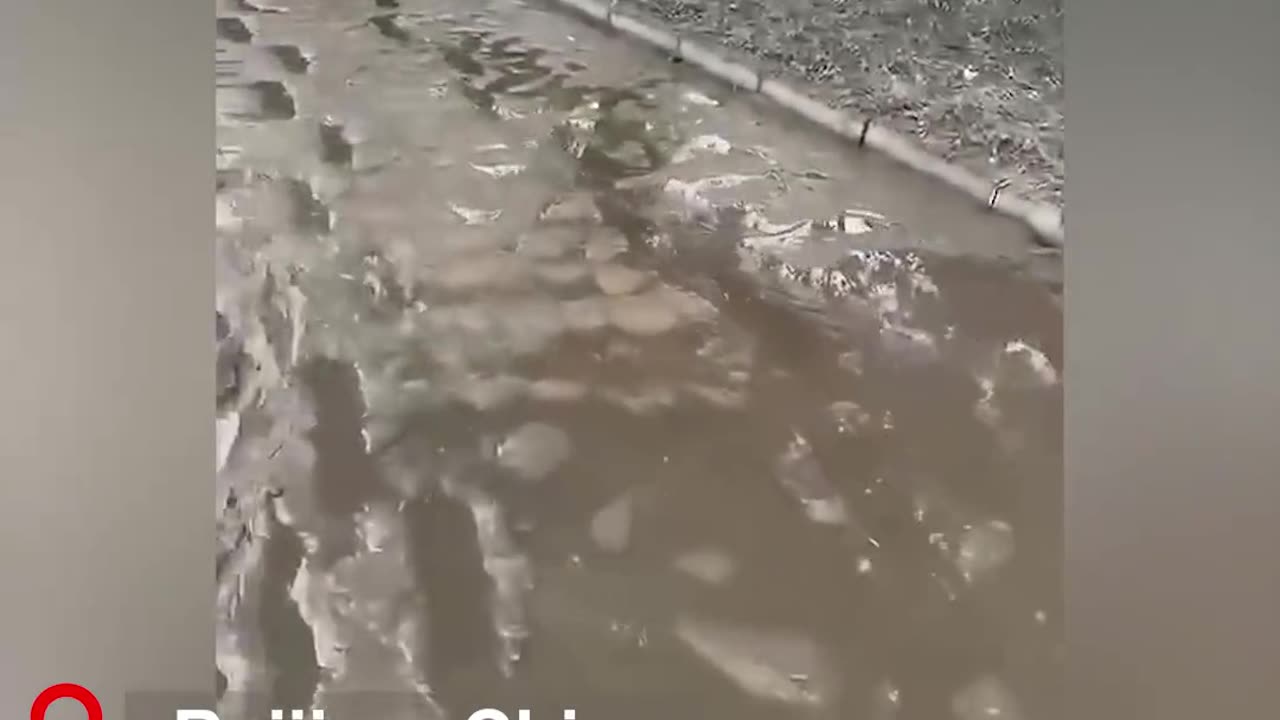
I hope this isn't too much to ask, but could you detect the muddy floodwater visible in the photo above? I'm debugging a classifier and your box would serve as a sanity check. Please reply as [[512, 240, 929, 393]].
[[215, 1, 1063, 719]]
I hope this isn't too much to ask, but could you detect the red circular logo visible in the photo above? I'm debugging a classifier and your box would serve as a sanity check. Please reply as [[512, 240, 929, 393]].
[[31, 684, 103, 720]]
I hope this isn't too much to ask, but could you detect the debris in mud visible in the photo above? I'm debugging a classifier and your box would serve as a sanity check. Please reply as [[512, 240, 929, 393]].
[[497, 421, 574, 481]]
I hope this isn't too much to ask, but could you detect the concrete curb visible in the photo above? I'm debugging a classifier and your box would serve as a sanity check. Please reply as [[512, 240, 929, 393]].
[[545, 0, 1065, 248]]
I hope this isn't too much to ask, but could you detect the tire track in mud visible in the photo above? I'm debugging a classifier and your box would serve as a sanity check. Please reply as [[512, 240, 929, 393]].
[[216, 1, 1062, 717]]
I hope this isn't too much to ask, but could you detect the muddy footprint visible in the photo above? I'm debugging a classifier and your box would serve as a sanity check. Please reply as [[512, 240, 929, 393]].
[[370, 14, 413, 44], [266, 44, 312, 75], [222, 80, 297, 121], [217, 17, 253, 44], [318, 121, 354, 168]]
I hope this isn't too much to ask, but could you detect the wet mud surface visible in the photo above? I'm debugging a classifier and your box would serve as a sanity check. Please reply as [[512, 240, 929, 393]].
[[215, 0, 1062, 718]]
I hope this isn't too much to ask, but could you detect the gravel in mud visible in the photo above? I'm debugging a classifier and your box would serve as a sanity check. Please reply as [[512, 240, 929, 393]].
[[622, 0, 1064, 205]]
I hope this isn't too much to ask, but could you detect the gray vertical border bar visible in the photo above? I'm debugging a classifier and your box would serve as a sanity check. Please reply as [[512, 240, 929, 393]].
[[0, 0, 211, 717], [1069, 0, 1280, 719]]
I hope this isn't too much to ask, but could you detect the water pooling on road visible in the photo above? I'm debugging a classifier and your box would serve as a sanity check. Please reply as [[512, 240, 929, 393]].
[[215, 0, 1063, 719]]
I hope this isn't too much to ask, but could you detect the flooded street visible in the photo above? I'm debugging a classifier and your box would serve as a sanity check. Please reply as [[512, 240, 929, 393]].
[[215, 0, 1063, 719]]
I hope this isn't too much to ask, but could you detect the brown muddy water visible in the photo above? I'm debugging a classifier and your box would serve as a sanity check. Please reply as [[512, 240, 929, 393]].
[[215, 1, 1063, 719]]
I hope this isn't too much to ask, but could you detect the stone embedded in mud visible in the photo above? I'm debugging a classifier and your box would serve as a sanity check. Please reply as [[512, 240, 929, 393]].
[[497, 421, 573, 482]]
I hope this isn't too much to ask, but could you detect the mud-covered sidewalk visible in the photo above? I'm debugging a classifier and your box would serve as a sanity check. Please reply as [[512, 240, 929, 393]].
[[621, 0, 1063, 205], [215, 0, 1063, 718]]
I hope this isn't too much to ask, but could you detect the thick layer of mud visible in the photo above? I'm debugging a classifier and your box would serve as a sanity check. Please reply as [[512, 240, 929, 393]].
[[216, 1, 1061, 719]]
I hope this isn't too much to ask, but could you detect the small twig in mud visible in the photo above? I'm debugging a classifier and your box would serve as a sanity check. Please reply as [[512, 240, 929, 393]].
[[988, 177, 1012, 209]]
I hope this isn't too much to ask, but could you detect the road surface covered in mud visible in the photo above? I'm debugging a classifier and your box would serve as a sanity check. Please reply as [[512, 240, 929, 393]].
[[215, 1, 1062, 718]]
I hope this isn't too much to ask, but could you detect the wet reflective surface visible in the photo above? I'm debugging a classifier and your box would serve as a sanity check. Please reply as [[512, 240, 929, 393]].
[[215, 0, 1063, 718]]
